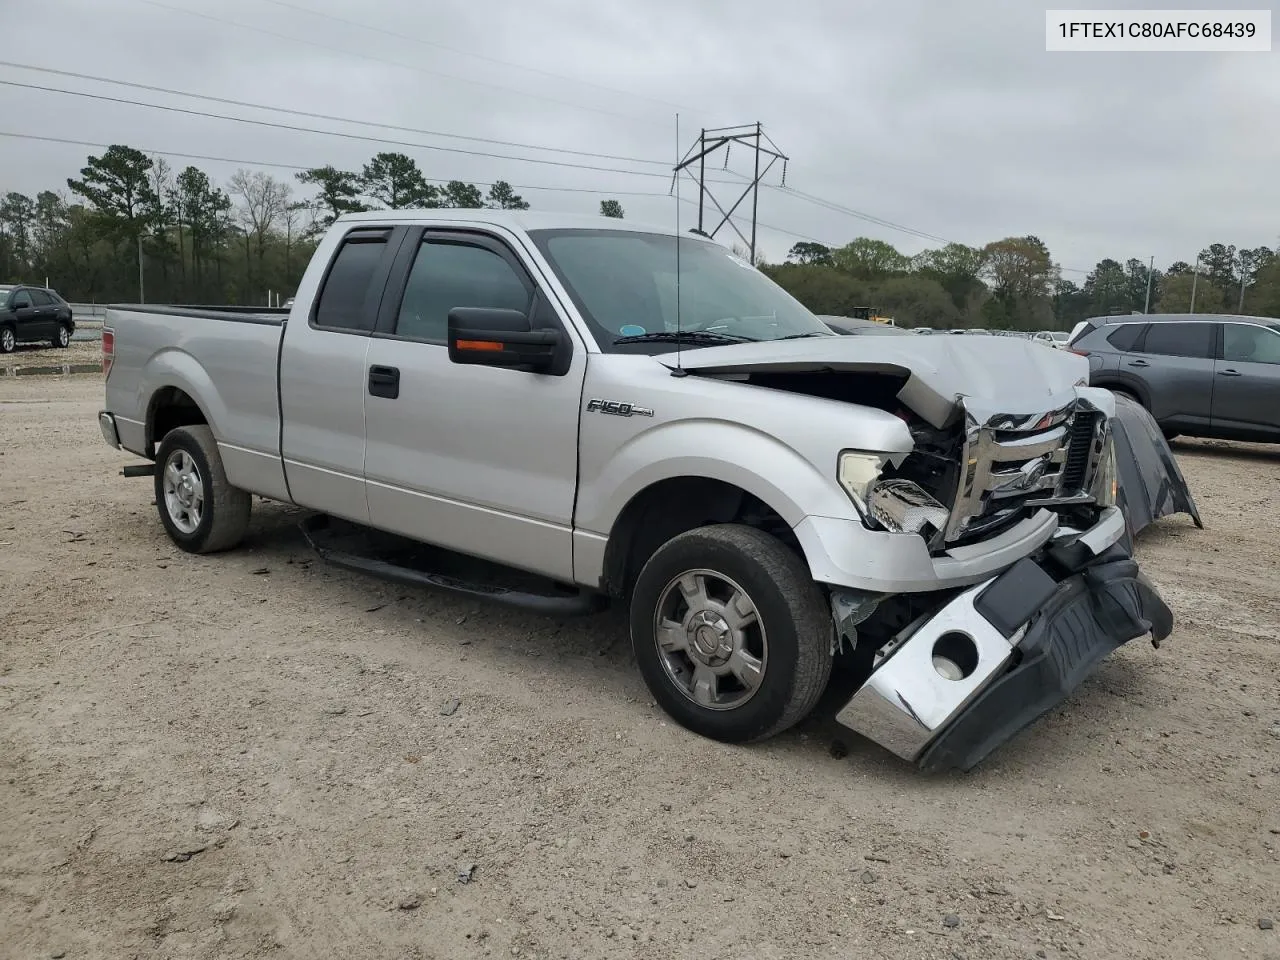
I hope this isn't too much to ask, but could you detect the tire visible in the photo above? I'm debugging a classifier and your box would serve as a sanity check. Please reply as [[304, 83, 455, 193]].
[[52, 324, 71, 348], [154, 425, 251, 554], [629, 523, 832, 744], [1109, 387, 1141, 407], [0, 325, 14, 353]]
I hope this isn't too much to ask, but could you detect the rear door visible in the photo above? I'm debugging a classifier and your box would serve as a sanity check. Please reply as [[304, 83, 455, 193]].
[[28, 289, 58, 338], [1125, 320, 1216, 431], [1211, 322, 1280, 440], [362, 226, 587, 581], [279, 225, 406, 524]]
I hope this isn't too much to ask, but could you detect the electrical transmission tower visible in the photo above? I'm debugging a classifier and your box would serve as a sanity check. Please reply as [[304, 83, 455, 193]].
[[672, 123, 787, 265]]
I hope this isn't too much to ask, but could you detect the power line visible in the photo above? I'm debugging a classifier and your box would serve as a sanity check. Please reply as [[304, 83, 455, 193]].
[[0, 130, 674, 198], [0, 62, 670, 167], [746, 177, 1095, 275], [136, 0, 669, 127], [257, 0, 696, 115], [0, 79, 693, 179]]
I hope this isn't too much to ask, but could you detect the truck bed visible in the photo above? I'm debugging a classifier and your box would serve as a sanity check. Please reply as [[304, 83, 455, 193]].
[[103, 304, 291, 500]]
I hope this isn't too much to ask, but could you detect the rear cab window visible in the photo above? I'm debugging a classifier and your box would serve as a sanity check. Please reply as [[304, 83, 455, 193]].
[[311, 228, 393, 333]]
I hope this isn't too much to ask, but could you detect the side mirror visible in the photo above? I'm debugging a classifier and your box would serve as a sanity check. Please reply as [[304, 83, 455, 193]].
[[447, 307, 560, 372]]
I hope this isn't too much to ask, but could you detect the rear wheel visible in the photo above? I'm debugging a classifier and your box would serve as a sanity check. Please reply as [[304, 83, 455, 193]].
[[154, 425, 251, 554], [629, 524, 832, 743], [52, 324, 71, 348]]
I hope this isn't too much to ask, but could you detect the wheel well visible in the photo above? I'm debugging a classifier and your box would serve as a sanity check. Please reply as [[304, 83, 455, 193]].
[[600, 477, 801, 599], [147, 387, 209, 456], [1095, 380, 1145, 407]]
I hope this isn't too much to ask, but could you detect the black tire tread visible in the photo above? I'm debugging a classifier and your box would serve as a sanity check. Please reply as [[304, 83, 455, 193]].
[[156, 425, 251, 553], [633, 523, 832, 742]]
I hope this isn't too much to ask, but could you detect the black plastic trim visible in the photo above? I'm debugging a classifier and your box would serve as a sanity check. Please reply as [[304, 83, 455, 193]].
[[298, 514, 605, 617], [917, 549, 1174, 774], [973, 557, 1060, 639]]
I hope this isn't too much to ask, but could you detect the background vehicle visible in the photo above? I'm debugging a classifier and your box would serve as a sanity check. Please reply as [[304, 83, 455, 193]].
[[1033, 331, 1071, 349], [819, 315, 912, 336], [1071, 313, 1280, 443], [97, 211, 1174, 772], [0, 284, 76, 352]]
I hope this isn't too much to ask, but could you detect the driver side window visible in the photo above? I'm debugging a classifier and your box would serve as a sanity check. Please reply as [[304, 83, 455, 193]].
[[394, 238, 532, 343], [1223, 323, 1280, 365]]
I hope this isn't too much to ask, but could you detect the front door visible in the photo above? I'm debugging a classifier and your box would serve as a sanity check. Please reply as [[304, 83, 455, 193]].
[[1211, 321, 1280, 440], [8, 289, 40, 342], [362, 227, 587, 582]]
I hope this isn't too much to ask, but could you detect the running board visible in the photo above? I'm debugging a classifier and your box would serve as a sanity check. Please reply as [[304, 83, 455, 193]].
[[298, 514, 605, 617]]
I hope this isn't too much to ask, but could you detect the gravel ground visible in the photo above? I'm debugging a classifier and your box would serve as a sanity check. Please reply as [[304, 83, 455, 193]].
[[2, 375, 1279, 960], [2, 340, 102, 369]]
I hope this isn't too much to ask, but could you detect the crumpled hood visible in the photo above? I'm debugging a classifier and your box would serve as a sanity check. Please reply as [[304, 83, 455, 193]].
[[661, 335, 1090, 428]]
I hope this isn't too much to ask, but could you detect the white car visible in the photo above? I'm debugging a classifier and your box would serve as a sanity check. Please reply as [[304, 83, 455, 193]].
[[1033, 331, 1071, 349]]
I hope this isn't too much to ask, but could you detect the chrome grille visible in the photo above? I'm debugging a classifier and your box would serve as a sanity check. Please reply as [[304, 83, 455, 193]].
[[943, 399, 1106, 544]]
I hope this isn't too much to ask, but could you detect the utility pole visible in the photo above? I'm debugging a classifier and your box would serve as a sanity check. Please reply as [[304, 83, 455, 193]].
[[672, 123, 787, 265], [137, 233, 145, 304], [1189, 256, 1199, 314], [1143, 255, 1154, 313], [1238, 251, 1249, 313]]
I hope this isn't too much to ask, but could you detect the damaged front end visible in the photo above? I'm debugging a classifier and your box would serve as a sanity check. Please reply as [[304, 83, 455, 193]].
[[829, 392, 1175, 772], [832, 536, 1172, 772]]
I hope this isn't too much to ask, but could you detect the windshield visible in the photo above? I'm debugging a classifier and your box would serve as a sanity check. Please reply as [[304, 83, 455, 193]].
[[528, 228, 832, 353]]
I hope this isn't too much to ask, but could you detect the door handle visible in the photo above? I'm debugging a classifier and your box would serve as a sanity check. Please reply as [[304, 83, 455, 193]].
[[368, 365, 400, 399], [1218, 368, 1242, 377], [1126, 359, 1149, 368]]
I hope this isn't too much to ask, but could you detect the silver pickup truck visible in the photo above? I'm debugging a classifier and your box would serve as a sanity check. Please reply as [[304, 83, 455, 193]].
[[99, 210, 1175, 772]]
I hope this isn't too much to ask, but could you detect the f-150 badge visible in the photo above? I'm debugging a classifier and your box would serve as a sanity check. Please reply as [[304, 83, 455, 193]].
[[586, 398, 654, 418]]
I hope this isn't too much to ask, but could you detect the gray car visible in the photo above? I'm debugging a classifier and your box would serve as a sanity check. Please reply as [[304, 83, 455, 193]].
[[1071, 313, 1280, 443]]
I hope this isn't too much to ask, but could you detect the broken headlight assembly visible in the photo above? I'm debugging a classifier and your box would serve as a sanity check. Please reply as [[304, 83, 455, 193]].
[[837, 450, 951, 540], [1092, 433, 1118, 508]]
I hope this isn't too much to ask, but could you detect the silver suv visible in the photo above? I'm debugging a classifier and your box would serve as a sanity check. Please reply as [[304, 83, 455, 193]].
[[1070, 313, 1280, 442]]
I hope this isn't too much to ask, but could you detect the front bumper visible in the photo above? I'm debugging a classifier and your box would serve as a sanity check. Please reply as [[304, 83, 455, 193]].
[[834, 534, 1173, 772]]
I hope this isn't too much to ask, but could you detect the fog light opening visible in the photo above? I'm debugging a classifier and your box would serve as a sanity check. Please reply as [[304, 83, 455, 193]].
[[932, 631, 979, 681]]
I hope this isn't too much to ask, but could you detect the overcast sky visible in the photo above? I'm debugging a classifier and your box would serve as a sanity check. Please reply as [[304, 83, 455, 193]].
[[2, 0, 1277, 278]]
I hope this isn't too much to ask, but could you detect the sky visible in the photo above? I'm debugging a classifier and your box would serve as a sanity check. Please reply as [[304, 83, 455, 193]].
[[1, 0, 1277, 280]]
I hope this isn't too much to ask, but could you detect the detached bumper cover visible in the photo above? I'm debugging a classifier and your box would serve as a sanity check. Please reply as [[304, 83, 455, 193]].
[[836, 542, 1173, 773]]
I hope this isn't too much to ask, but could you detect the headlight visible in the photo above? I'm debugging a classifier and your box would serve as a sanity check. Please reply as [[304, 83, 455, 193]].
[[837, 451, 888, 513], [1093, 434, 1118, 507]]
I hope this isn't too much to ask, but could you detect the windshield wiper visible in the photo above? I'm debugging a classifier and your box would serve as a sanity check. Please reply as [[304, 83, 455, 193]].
[[612, 330, 757, 346], [773, 331, 835, 341]]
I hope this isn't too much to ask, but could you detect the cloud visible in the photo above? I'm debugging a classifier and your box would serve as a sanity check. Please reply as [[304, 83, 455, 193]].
[[2, 0, 1274, 273]]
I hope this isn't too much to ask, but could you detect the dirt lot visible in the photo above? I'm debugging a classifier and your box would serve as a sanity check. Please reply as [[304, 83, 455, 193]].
[[2, 376, 1278, 960], [2, 339, 102, 371]]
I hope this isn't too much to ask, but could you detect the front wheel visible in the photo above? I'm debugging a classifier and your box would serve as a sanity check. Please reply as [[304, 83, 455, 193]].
[[154, 425, 251, 553], [629, 524, 833, 743], [52, 324, 71, 348], [0, 325, 14, 353]]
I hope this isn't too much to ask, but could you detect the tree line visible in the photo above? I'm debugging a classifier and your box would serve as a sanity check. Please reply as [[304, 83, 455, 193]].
[[0, 142, 1274, 328], [763, 237, 1280, 330], [0, 145, 628, 305]]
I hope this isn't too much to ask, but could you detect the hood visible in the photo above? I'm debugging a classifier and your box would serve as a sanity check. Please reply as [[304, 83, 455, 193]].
[[661, 335, 1089, 428]]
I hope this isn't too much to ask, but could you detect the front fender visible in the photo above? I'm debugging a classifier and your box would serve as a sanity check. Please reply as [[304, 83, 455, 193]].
[[576, 418, 859, 537]]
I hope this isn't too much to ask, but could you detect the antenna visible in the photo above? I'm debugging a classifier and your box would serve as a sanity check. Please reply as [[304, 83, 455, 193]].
[[673, 111, 685, 376]]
